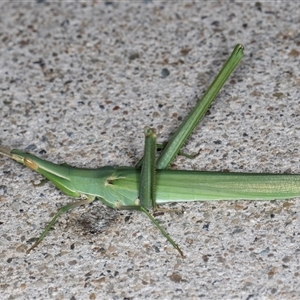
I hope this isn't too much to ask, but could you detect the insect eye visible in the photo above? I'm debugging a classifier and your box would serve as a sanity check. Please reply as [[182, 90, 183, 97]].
[[24, 158, 39, 170]]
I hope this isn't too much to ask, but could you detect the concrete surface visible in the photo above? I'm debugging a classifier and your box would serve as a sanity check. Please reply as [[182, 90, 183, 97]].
[[0, 1, 300, 299]]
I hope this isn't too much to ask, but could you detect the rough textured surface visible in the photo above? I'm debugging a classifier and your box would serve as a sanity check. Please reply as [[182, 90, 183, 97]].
[[0, 1, 300, 299]]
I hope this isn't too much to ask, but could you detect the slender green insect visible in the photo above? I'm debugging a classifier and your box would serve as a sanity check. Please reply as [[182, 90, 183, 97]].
[[2, 44, 297, 257]]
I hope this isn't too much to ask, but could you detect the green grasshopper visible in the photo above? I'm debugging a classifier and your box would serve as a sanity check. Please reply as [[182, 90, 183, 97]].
[[2, 44, 299, 257]]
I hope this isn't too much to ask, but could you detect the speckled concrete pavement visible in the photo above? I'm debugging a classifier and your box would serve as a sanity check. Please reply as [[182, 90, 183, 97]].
[[0, 1, 300, 299]]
